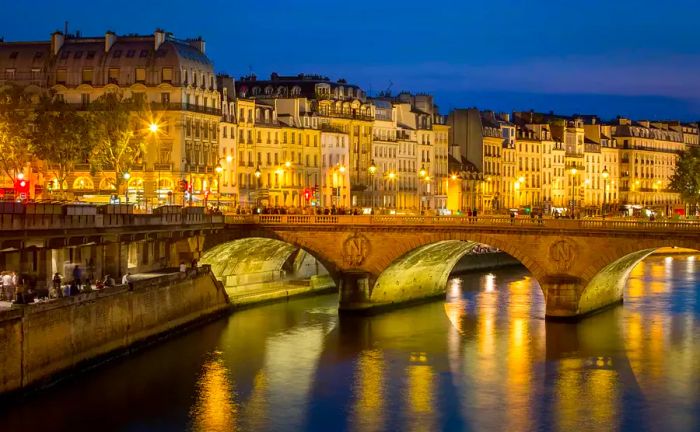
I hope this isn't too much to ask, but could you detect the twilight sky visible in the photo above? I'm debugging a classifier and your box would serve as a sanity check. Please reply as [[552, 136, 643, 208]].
[[2, 0, 699, 120]]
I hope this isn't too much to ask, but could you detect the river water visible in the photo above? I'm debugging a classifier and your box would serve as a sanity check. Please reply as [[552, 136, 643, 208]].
[[2, 254, 699, 431]]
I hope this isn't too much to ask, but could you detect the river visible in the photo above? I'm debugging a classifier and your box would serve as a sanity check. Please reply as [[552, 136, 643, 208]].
[[1, 254, 698, 431]]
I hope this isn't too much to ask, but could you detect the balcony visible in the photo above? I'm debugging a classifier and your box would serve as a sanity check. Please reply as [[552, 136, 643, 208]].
[[153, 163, 172, 171]]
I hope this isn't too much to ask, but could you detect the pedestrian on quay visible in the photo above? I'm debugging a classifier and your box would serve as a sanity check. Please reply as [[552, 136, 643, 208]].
[[122, 272, 131, 285], [538, 212, 543, 225], [510, 211, 515, 225], [179, 261, 186, 273], [72, 264, 82, 285], [2, 271, 15, 302], [52, 272, 63, 298]]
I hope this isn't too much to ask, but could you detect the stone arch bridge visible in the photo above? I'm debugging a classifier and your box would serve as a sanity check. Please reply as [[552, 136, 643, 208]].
[[201, 215, 700, 320]]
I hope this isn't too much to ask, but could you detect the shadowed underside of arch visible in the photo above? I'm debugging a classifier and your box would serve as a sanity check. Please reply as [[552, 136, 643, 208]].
[[369, 240, 478, 308], [200, 238, 298, 288]]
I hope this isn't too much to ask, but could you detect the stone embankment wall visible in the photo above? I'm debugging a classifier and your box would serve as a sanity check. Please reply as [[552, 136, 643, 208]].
[[0, 267, 229, 395], [451, 252, 521, 274]]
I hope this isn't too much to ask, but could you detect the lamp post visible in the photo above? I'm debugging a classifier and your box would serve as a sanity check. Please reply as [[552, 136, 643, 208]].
[[123, 172, 131, 204], [387, 171, 397, 210], [569, 167, 577, 217], [215, 164, 223, 208], [601, 166, 609, 217], [369, 160, 377, 211], [418, 165, 427, 214], [254, 166, 261, 212]]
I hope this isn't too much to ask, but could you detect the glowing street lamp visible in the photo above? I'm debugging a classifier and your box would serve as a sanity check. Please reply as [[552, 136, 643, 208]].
[[601, 166, 609, 216], [123, 172, 131, 204], [148, 122, 159, 134], [254, 166, 262, 210], [369, 160, 377, 209]]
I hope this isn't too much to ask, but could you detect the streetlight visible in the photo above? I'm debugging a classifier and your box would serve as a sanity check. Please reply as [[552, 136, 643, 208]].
[[123, 172, 131, 204], [601, 166, 609, 217], [215, 164, 223, 208], [570, 167, 578, 217], [387, 171, 397, 210], [369, 160, 377, 210], [418, 165, 427, 214], [254, 166, 261, 212]]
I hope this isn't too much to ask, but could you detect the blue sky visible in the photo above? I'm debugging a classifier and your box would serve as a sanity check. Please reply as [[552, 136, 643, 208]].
[[2, 0, 699, 120]]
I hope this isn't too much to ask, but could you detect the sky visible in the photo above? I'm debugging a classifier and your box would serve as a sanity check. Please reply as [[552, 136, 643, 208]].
[[2, 0, 699, 121]]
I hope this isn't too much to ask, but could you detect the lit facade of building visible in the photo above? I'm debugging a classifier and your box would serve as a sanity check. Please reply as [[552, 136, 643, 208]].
[[0, 29, 221, 207]]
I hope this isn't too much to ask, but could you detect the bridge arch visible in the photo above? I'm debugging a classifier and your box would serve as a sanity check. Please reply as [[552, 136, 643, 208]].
[[577, 241, 700, 316]]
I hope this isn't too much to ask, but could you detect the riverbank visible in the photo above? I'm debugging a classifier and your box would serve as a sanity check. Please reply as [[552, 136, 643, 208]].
[[226, 275, 336, 309], [0, 266, 229, 396]]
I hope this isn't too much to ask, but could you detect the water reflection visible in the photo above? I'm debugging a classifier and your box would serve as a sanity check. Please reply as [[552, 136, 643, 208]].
[[0, 255, 698, 432], [191, 352, 238, 432]]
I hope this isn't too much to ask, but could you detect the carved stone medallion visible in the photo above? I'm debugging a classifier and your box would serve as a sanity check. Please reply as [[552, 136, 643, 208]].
[[342, 232, 370, 267], [549, 239, 577, 272]]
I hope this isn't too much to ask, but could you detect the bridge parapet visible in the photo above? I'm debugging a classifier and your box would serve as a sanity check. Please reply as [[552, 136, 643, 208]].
[[226, 214, 700, 233], [0, 212, 224, 232]]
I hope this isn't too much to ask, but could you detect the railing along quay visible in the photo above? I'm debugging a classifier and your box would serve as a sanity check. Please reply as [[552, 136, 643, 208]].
[[225, 214, 700, 232]]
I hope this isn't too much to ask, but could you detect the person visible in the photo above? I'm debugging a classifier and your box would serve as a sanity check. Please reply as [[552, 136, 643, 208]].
[[510, 211, 515, 225], [179, 261, 186, 273], [473, 208, 478, 222], [122, 272, 131, 285], [72, 265, 82, 285], [538, 212, 543, 225], [52, 272, 63, 298], [530, 211, 535, 223], [2, 271, 15, 302], [191, 258, 198, 269], [103, 274, 115, 287]]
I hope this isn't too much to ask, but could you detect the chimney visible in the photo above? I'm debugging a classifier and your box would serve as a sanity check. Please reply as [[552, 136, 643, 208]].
[[188, 37, 205, 53], [51, 31, 64, 56], [105, 31, 116, 53], [154, 28, 166, 51]]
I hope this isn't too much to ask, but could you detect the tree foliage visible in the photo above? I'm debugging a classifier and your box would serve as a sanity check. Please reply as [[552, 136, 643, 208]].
[[87, 92, 149, 192], [669, 146, 700, 206], [32, 95, 93, 194], [0, 84, 35, 181]]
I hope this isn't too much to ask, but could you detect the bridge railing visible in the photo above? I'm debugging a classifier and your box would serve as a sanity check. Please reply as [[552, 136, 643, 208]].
[[224, 214, 700, 231], [0, 213, 225, 231]]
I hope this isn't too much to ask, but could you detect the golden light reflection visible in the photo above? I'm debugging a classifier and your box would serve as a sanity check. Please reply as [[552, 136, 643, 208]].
[[405, 362, 436, 432], [241, 370, 268, 431], [484, 273, 496, 292], [190, 353, 238, 432], [506, 277, 532, 432], [555, 358, 584, 431], [351, 349, 385, 432]]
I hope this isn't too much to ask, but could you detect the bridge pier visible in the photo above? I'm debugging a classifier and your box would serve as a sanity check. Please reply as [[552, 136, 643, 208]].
[[337, 271, 378, 313]]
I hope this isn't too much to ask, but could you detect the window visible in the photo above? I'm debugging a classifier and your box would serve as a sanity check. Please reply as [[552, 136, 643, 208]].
[[108, 68, 119, 84], [4, 69, 15, 80], [34, 51, 43, 60], [139, 49, 148, 58], [161, 67, 172, 83], [126, 49, 135, 58], [9, 51, 18, 59], [81, 68, 93, 84], [112, 50, 122, 58], [86, 50, 96, 60], [60, 51, 70, 60], [31, 68, 40, 80], [135, 68, 146, 82], [56, 69, 67, 84], [81, 93, 90, 107], [74, 51, 83, 59], [160, 92, 170, 104]]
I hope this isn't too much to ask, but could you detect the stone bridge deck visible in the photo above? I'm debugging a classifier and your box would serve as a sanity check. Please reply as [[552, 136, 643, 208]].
[[219, 214, 700, 320]]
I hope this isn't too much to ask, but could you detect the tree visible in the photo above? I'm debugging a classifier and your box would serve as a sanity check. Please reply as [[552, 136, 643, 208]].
[[32, 95, 93, 197], [669, 146, 700, 210], [0, 84, 35, 182], [87, 92, 149, 194]]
